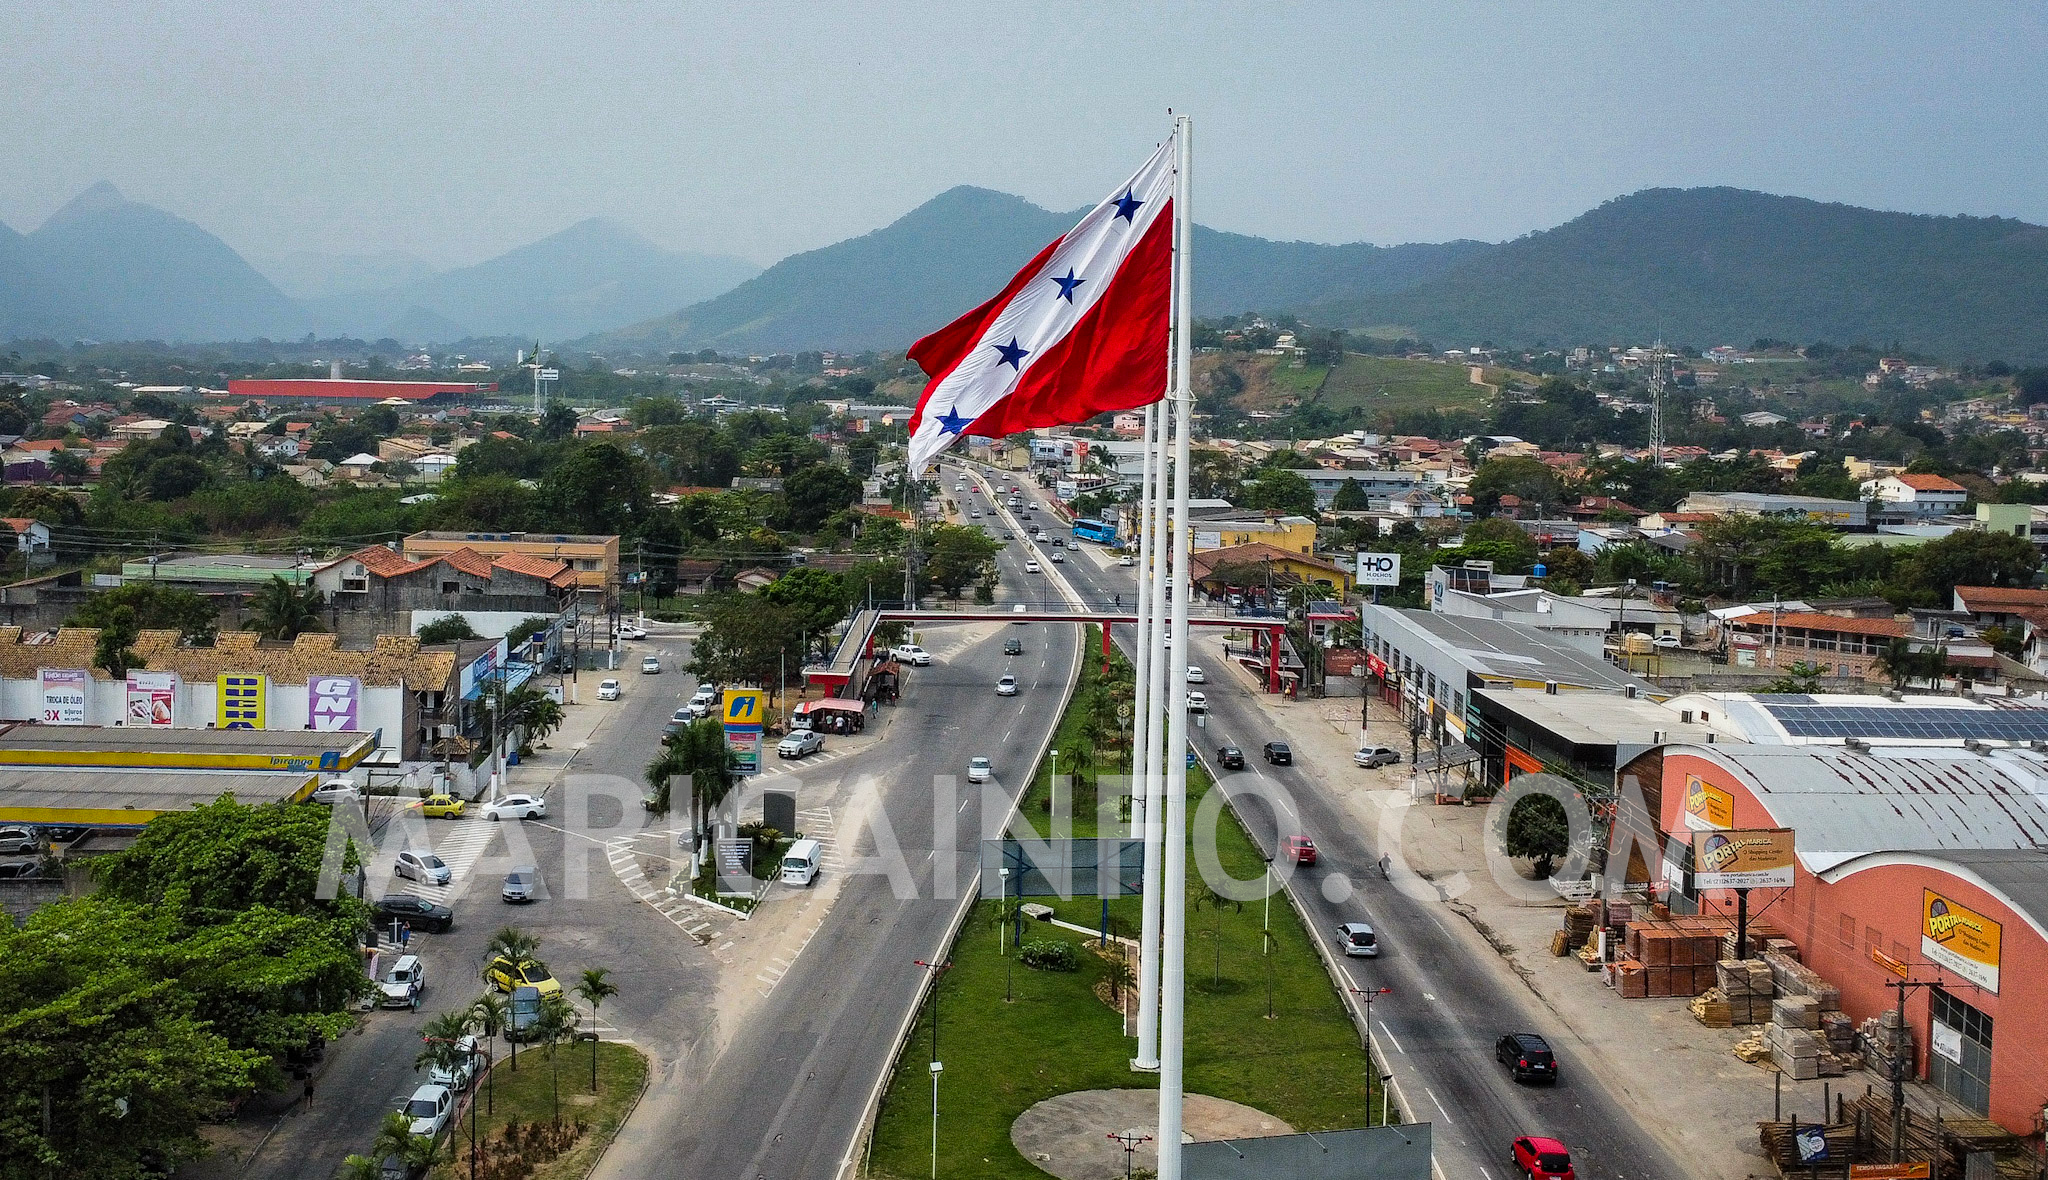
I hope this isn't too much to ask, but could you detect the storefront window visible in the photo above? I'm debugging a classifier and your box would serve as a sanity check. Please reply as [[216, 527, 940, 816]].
[[1930, 987, 1993, 1115]]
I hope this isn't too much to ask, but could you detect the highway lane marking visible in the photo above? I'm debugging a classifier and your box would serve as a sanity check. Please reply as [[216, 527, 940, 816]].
[[1377, 1020, 1405, 1054], [1426, 1086, 1453, 1124]]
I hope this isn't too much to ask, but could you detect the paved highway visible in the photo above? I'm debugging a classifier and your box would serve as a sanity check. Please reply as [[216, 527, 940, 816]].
[[595, 491, 1081, 1180], [1015, 472, 1687, 1180]]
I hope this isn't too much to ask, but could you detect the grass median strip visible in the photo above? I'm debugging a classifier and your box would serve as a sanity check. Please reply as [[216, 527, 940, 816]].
[[427, 1040, 648, 1180]]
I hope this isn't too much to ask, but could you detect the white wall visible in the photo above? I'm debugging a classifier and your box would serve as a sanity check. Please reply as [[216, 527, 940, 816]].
[[0, 675, 407, 762]]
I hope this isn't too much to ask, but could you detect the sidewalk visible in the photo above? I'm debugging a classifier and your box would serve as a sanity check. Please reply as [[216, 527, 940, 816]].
[[1208, 634, 1903, 1180]]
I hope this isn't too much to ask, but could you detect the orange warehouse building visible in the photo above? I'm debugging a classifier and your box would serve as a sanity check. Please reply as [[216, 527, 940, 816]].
[[1616, 743, 2048, 1134]]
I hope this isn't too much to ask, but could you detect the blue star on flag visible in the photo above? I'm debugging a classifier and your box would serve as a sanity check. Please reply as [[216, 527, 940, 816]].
[[1112, 188, 1143, 222], [1050, 268, 1085, 303], [935, 406, 972, 435], [992, 336, 1030, 369]]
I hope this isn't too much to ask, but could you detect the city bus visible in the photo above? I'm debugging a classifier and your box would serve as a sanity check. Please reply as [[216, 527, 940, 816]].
[[1072, 518, 1118, 545]]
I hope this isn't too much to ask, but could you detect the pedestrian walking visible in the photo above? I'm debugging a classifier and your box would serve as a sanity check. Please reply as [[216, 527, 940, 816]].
[[398, 921, 411, 949], [302, 1077, 314, 1107]]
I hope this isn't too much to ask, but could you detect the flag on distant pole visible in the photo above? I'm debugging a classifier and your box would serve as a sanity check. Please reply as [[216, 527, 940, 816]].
[[905, 137, 1176, 472]]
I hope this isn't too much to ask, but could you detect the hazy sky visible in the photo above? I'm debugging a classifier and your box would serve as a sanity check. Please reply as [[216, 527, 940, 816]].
[[5, 2, 2047, 271]]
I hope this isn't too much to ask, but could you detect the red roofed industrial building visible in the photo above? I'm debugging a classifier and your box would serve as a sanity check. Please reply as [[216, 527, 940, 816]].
[[225, 378, 498, 403]]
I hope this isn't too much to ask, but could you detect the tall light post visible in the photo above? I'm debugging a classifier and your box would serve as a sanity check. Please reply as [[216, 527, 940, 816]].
[[1048, 748, 1061, 829], [999, 866, 1014, 1004], [914, 958, 953, 1180], [1349, 985, 1392, 1126], [1262, 852, 1276, 1021]]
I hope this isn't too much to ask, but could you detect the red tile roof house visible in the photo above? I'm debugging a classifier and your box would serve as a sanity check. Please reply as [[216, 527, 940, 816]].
[[1953, 586, 2048, 632], [1725, 611, 1908, 682], [1867, 472, 1968, 520]]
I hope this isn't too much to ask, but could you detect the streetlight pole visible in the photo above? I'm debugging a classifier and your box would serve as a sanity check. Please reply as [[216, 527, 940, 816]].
[[914, 958, 952, 1180], [999, 867, 1014, 1003], [1349, 985, 1392, 1126], [1049, 748, 1061, 830], [1263, 852, 1275, 1021]]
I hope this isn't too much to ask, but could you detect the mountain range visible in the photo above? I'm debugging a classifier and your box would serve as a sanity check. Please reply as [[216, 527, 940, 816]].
[[0, 185, 760, 346], [9, 181, 2048, 362]]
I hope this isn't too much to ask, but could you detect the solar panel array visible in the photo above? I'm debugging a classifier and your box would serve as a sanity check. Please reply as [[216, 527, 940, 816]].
[[1757, 695, 2048, 741]]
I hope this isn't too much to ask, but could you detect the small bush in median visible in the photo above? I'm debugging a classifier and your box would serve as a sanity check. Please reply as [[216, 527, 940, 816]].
[[1020, 940, 1079, 972]]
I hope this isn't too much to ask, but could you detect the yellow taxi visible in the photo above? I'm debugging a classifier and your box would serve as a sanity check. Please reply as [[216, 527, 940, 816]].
[[485, 955, 562, 996], [419, 794, 467, 819]]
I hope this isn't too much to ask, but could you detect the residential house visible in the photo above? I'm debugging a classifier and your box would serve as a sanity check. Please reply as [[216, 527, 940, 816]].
[[309, 544, 577, 644], [1864, 473, 1968, 521], [1184, 508, 1318, 555], [0, 518, 50, 554], [1188, 542, 1353, 597], [733, 567, 781, 592], [1724, 611, 1908, 681], [403, 531, 620, 598]]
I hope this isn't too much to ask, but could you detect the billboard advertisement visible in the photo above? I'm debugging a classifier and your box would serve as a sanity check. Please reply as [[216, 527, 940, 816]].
[[217, 673, 267, 730], [1356, 551, 1402, 588], [125, 670, 178, 728], [1690, 828, 1795, 889], [38, 667, 88, 725], [723, 688, 765, 776], [310, 676, 362, 731], [1922, 889, 2001, 993], [1681, 774, 1735, 831]]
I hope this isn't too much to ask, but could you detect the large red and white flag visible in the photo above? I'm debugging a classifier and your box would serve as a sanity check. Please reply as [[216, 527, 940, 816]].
[[907, 136, 1175, 471]]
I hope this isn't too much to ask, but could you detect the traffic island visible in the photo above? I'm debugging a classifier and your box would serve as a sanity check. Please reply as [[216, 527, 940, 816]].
[[427, 1040, 648, 1180], [1011, 1089, 1294, 1180]]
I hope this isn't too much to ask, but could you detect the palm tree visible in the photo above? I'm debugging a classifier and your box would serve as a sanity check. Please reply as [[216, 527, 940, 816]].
[[574, 967, 619, 1091], [485, 926, 541, 968], [370, 1110, 435, 1174], [338, 1155, 381, 1180], [415, 1009, 473, 1079], [1195, 882, 1243, 987], [644, 720, 738, 853], [536, 990, 578, 1124], [503, 683, 567, 747], [1873, 637, 1916, 691], [470, 992, 507, 1110], [248, 575, 327, 640], [643, 730, 692, 816]]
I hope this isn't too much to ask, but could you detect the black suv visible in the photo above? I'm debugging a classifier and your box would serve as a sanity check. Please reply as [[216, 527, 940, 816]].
[[1216, 745, 1245, 770], [1262, 742, 1293, 766], [1004, 638, 1023, 656], [1495, 1032, 1558, 1083], [372, 893, 454, 933]]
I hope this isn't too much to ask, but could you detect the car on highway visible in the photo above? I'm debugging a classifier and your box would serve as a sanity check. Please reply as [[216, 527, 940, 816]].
[[1066, 539, 1079, 551], [371, 893, 453, 932], [1025, 559, 1041, 573], [1262, 741, 1293, 765], [1354, 746, 1401, 769], [777, 730, 825, 759], [418, 793, 466, 819], [1011, 604, 1029, 623], [618, 625, 648, 641], [970, 509, 982, 518], [481, 794, 547, 821], [1186, 665, 1206, 683], [597, 678, 621, 701], [310, 780, 363, 806], [1496, 1033, 1559, 1083], [995, 674, 1018, 697], [1185, 690, 1208, 712], [1004, 638, 1023, 655], [379, 953, 427, 1008], [967, 756, 993, 783], [893, 643, 933, 666], [1049, 550, 1065, 563], [0, 826, 46, 856], [1118, 554, 1135, 567], [1511, 1135, 1576, 1179], [394, 849, 451, 885], [1283, 835, 1317, 866], [402, 1083, 455, 1138], [485, 955, 562, 997], [641, 656, 661, 674], [1335, 922, 1379, 958], [1216, 745, 1245, 769], [501, 865, 539, 903]]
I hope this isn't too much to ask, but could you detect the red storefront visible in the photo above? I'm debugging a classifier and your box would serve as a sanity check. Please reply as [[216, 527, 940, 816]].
[[1617, 744, 2048, 1135]]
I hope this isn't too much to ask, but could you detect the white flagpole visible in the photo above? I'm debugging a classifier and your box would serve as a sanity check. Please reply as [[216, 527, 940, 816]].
[[1131, 398, 1165, 1070], [1156, 113, 1194, 1180]]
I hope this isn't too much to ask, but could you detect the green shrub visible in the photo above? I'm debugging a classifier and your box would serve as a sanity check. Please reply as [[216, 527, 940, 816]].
[[1019, 940, 1079, 972]]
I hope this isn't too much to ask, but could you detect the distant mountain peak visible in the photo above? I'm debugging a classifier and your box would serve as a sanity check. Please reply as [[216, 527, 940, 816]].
[[42, 181, 131, 229]]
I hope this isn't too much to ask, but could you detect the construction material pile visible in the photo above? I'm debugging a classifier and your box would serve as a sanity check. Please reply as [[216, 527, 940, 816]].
[[1756, 951, 1857, 1078]]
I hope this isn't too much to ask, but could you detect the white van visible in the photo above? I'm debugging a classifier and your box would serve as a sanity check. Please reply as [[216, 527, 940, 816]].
[[781, 838, 822, 887]]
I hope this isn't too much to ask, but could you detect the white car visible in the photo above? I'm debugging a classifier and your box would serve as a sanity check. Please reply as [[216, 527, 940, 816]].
[[310, 779, 363, 805], [1653, 634, 1682, 649], [1354, 745, 1401, 769], [429, 1035, 484, 1090], [777, 730, 825, 759], [482, 794, 547, 821], [379, 954, 426, 1008], [1186, 690, 1208, 712], [0, 826, 45, 856], [1049, 551, 1065, 563], [1011, 604, 1029, 624], [688, 687, 717, 717], [618, 625, 648, 641], [402, 1083, 455, 1138], [641, 656, 661, 674], [671, 706, 694, 725], [1025, 560, 1041, 574], [967, 756, 993, 783], [995, 674, 1019, 697], [893, 643, 933, 667], [597, 678, 621, 701], [394, 850, 451, 885], [1066, 540, 1079, 551], [1118, 555, 1135, 567], [1186, 665, 1206, 684]]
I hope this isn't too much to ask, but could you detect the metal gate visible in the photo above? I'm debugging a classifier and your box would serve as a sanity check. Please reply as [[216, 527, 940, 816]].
[[1929, 986, 1993, 1115]]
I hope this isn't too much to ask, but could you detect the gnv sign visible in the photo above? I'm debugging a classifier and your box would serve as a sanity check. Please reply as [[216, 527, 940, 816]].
[[1356, 551, 1402, 588]]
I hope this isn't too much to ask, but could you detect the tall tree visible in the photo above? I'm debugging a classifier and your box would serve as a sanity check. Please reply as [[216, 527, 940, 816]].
[[574, 967, 618, 1091], [248, 576, 326, 641]]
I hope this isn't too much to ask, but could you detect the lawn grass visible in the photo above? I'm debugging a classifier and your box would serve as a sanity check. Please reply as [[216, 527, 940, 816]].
[[1313, 353, 1500, 418], [428, 1040, 648, 1180], [1266, 361, 1330, 396], [867, 675, 1384, 1179]]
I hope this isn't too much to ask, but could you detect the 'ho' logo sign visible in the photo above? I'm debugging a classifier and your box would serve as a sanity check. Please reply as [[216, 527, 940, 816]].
[[1356, 552, 1402, 588]]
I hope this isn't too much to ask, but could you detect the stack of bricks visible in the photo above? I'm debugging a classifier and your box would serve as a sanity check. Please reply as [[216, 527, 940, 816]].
[[1860, 1008, 1914, 1082], [1761, 952, 1855, 1077], [1714, 958, 1775, 1025], [1623, 921, 1724, 997], [1765, 1018, 1823, 1080]]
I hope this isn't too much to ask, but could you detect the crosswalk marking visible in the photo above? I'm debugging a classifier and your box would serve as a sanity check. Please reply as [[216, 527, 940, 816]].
[[383, 815, 499, 904]]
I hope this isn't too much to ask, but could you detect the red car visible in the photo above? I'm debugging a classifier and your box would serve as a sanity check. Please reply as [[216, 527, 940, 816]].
[[1512, 1135, 1576, 1179], [1283, 835, 1317, 866]]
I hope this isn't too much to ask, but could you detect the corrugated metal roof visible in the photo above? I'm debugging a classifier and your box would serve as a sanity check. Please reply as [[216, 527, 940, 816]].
[[1678, 744, 2048, 873]]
